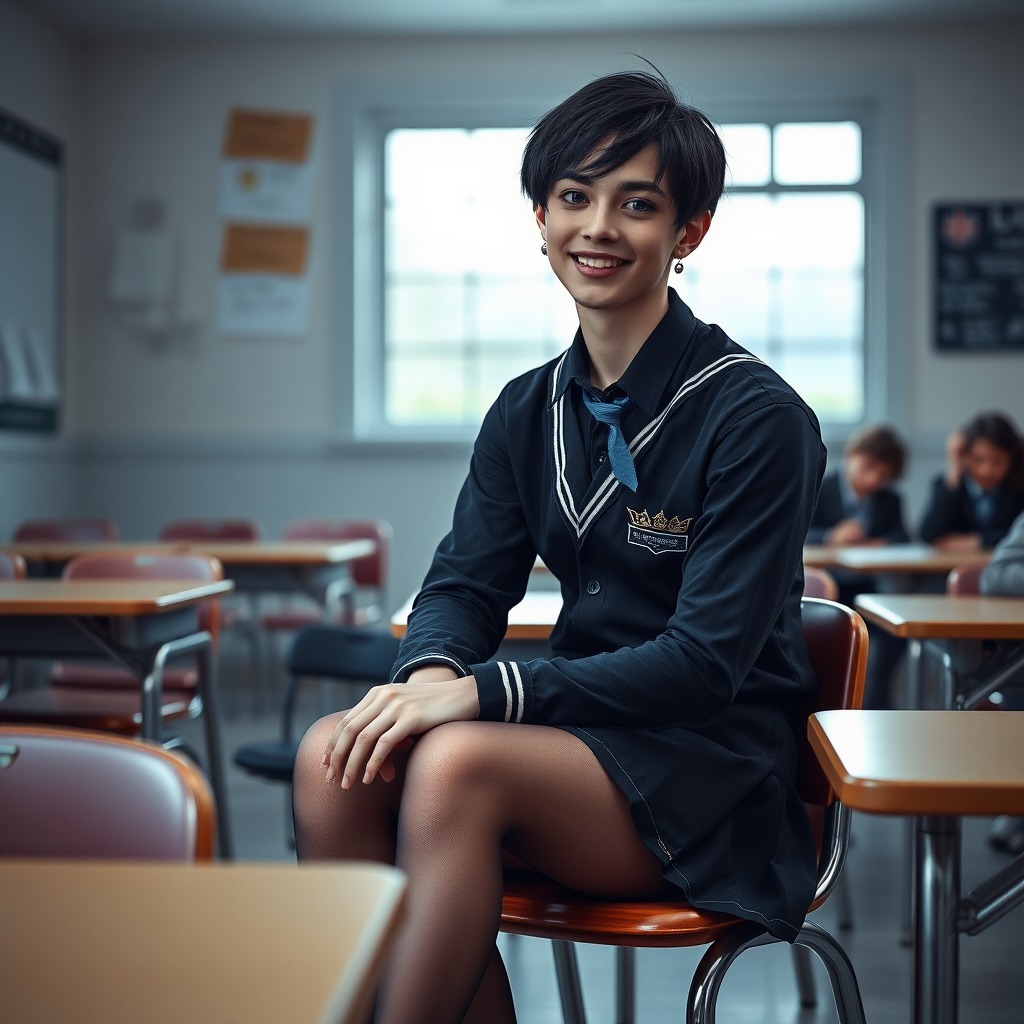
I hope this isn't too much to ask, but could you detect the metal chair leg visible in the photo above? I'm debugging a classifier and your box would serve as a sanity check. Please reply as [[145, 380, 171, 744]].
[[837, 869, 855, 930], [794, 921, 867, 1024], [687, 921, 772, 1024], [552, 940, 587, 1024], [792, 943, 817, 1007], [616, 946, 635, 1024]]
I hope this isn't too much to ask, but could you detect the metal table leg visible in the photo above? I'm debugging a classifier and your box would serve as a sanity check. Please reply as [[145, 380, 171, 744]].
[[913, 816, 961, 1024], [901, 639, 924, 945]]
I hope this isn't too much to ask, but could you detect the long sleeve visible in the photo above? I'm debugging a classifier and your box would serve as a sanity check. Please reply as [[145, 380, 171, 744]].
[[919, 476, 970, 543], [471, 399, 823, 727], [391, 386, 536, 684], [981, 512, 1024, 595]]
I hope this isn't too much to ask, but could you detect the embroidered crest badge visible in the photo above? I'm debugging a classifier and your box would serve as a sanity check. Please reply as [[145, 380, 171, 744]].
[[626, 508, 692, 555]]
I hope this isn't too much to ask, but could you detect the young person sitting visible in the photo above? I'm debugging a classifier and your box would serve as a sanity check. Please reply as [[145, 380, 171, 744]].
[[920, 412, 1024, 552], [806, 424, 909, 550], [292, 72, 826, 1024], [807, 425, 909, 709]]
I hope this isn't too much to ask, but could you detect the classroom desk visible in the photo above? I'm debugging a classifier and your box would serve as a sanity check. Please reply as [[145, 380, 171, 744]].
[[854, 594, 1024, 641], [0, 579, 236, 857], [805, 544, 990, 576], [12, 539, 376, 602], [390, 590, 563, 640], [809, 710, 1024, 1024], [0, 859, 407, 1024]]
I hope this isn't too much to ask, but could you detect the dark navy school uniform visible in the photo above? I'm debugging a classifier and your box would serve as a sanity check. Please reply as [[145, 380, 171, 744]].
[[919, 475, 1024, 549], [393, 290, 827, 941], [807, 471, 909, 547]]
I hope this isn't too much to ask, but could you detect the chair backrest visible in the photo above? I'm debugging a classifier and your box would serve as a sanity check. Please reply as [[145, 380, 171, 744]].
[[14, 518, 119, 542], [283, 519, 392, 589], [0, 550, 27, 579], [0, 725, 215, 860], [159, 518, 261, 541], [947, 562, 984, 596], [287, 624, 401, 681], [63, 552, 224, 643], [796, 598, 869, 807], [802, 567, 839, 601]]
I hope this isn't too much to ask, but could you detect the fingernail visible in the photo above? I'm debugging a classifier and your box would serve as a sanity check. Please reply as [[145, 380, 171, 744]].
[[363, 771, 372, 784], [341, 775, 351, 790], [325, 765, 336, 782]]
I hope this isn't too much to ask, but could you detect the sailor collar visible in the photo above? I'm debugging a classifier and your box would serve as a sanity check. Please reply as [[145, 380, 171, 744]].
[[550, 288, 700, 417]]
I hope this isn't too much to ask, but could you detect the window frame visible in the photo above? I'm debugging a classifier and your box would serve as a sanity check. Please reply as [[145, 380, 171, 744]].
[[337, 77, 907, 449]]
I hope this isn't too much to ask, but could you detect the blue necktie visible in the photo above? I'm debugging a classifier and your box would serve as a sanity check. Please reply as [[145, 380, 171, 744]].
[[581, 388, 638, 492], [976, 490, 996, 527]]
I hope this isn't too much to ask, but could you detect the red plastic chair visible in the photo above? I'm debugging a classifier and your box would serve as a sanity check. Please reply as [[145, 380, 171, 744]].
[[159, 519, 261, 542], [0, 725, 214, 860], [260, 519, 392, 632], [13, 519, 118, 542], [0, 553, 222, 735], [0, 551, 27, 579], [804, 566, 839, 601], [947, 562, 984, 596]]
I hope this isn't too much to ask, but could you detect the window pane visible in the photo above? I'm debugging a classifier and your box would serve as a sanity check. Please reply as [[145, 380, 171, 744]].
[[719, 123, 771, 188], [681, 190, 864, 422], [773, 122, 861, 185], [384, 128, 574, 426]]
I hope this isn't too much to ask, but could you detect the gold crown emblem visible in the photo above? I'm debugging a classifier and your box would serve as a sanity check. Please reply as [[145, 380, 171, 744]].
[[627, 508, 692, 534]]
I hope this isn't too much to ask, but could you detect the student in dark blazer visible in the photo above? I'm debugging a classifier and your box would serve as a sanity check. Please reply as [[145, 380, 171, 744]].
[[807, 425, 909, 709], [807, 424, 909, 549], [920, 412, 1024, 552]]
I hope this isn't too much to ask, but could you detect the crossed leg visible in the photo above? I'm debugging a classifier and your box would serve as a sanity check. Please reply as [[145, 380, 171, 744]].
[[293, 716, 673, 1024]]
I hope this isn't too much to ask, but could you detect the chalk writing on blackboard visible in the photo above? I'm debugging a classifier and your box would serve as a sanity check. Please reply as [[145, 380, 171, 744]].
[[935, 202, 1024, 352]]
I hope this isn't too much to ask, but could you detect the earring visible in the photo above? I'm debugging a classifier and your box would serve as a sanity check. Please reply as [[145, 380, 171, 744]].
[[674, 258, 684, 274], [541, 241, 548, 256]]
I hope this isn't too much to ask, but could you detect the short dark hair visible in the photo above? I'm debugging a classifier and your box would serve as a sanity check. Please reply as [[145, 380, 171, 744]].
[[521, 71, 726, 229], [961, 411, 1024, 493], [845, 424, 908, 479]]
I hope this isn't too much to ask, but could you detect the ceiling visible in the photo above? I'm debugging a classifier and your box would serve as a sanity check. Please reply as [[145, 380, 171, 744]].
[[21, 0, 1024, 37]]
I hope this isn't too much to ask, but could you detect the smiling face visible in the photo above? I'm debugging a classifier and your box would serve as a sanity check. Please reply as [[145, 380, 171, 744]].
[[535, 142, 710, 315]]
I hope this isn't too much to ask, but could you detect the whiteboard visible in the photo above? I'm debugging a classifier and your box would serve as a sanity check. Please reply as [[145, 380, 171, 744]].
[[0, 109, 62, 432]]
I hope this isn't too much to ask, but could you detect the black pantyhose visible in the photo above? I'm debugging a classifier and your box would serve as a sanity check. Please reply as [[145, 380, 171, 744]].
[[293, 717, 674, 1024]]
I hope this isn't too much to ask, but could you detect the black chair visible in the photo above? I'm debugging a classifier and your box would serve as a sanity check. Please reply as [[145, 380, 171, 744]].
[[233, 625, 400, 783]]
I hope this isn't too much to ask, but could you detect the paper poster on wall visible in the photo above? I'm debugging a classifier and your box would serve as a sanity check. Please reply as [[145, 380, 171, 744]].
[[217, 224, 311, 336], [219, 109, 314, 223]]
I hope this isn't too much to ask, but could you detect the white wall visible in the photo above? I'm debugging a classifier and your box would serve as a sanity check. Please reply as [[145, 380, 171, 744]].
[[49, 20, 1024, 599], [0, 0, 80, 539]]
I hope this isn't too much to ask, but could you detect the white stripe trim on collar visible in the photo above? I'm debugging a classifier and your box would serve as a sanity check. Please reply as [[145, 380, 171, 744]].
[[552, 352, 762, 539]]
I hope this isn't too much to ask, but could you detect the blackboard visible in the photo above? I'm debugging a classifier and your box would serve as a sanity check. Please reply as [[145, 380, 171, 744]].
[[0, 108, 62, 431], [935, 202, 1024, 353]]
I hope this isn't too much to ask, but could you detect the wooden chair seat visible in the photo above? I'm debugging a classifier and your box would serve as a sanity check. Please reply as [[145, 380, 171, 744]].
[[0, 686, 195, 736], [51, 661, 198, 692], [502, 879, 736, 947]]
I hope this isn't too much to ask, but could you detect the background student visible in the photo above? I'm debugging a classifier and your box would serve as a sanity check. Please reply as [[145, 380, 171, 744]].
[[806, 425, 909, 709], [807, 424, 909, 552], [920, 412, 1024, 551]]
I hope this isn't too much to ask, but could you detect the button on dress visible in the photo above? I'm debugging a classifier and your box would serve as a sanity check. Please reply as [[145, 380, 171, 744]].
[[393, 290, 827, 940]]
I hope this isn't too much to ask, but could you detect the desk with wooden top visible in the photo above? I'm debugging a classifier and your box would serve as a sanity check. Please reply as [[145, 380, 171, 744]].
[[804, 544, 990, 576], [390, 591, 563, 641], [809, 710, 1024, 1024], [0, 860, 406, 1024], [13, 539, 376, 603], [0, 579, 236, 856]]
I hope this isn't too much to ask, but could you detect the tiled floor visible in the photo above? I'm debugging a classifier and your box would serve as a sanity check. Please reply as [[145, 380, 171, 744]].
[[179, 701, 1024, 1024]]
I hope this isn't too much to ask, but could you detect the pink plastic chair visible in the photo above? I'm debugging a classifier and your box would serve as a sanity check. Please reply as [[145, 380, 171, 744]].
[[13, 519, 118, 542], [159, 519, 261, 542], [947, 563, 984, 596], [260, 519, 392, 631], [803, 567, 840, 601], [0, 551, 26, 579], [0, 725, 214, 860]]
